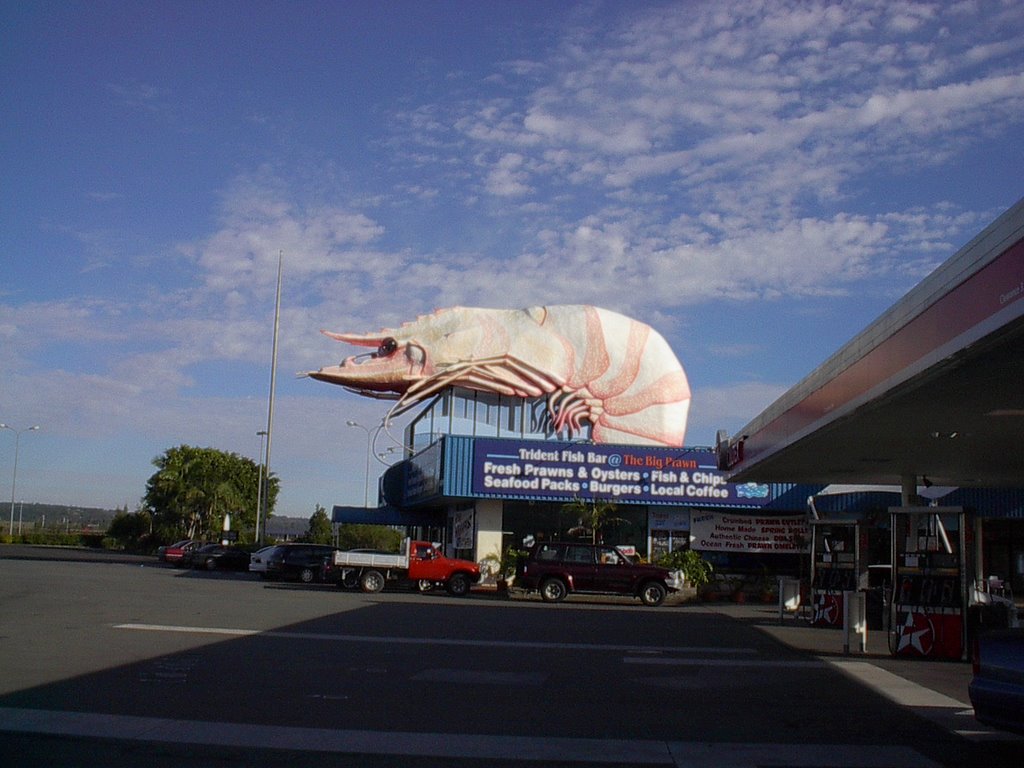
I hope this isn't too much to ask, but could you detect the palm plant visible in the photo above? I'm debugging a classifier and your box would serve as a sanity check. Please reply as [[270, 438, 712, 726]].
[[563, 498, 627, 544]]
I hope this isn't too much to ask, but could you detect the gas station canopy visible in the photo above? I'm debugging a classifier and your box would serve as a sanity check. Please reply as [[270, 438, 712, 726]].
[[722, 198, 1024, 490]]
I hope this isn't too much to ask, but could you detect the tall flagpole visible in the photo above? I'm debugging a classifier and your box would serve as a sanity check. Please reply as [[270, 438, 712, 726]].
[[257, 249, 283, 544]]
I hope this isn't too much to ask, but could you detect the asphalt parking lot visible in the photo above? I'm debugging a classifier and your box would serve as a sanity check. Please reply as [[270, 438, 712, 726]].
[[0, 546, 1020, 767]]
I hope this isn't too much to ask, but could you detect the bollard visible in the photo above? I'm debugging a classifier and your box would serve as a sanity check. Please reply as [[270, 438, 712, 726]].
[[778, 577, 801, 623], [843, 590, 867, 654]]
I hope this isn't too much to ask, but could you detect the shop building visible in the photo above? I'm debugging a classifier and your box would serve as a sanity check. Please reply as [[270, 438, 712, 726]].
[[333, 386, 820, 573]]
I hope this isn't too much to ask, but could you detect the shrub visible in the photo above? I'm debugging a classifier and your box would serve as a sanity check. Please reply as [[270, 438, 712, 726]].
[[656, 548, 713, 587], [336, 524, 403, 552]]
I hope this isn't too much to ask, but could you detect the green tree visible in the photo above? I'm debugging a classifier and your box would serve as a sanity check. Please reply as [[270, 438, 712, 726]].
[[562, 497, 627, 544], [336, 523, 402, 552], [304, 504, 334, 545], [105, 507, 153, 550], [143, 445, 278, 543]]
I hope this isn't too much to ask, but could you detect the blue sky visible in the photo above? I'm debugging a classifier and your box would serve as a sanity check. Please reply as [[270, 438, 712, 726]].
[[2, 0, 1022, 516]]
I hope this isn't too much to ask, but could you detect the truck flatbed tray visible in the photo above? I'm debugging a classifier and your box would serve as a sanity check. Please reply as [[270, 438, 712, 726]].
[[332, 551, 406, 568]]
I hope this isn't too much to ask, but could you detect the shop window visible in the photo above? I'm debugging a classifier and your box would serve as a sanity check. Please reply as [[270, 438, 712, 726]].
[[983, 519, 1024, 595], [506, 401, 523, 435], [404, 386, 592, 445]]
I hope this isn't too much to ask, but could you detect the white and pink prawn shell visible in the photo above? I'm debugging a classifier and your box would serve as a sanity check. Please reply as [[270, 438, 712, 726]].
[[306, 305, 691, 447]]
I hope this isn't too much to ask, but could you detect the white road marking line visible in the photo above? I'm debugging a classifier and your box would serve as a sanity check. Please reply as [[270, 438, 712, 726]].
[[667, 740, 940, 768], [625, 656, 826, 667], [113, 623, 756, 654], [0, 706, 941, 766], [411, 669, 548, 685]]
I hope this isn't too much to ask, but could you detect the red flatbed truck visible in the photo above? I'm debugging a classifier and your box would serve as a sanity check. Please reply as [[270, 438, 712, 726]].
[[327, 538, 481, 596]]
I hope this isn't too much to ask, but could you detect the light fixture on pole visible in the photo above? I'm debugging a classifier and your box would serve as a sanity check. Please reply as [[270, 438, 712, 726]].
[[255, 430, 268, 544], [376, 446, 399, 464], [1, 424, 40, 537]]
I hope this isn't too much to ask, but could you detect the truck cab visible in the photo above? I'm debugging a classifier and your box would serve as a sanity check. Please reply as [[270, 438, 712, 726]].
[[408, 541, 481, 595]]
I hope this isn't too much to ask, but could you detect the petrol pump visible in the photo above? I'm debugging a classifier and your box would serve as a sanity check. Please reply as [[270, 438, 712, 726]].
[[809, 519, 865, 627], [889, 507, 971, 660]]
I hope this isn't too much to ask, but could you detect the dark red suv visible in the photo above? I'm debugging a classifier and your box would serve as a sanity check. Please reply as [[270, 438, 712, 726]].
[[515, 542, 681, 606]]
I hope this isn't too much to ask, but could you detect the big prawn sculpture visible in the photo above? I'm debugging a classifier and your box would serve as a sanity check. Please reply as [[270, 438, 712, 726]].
[[306, 305, 690, 447]]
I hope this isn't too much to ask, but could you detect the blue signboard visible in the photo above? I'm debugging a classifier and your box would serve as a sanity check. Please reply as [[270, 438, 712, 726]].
[[471, 438, 771, 507]]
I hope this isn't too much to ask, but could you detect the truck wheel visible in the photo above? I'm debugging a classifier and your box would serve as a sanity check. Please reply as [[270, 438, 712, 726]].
[[540, 577, 567, 602], [360, 569, 385, 593], [299, 567, 315, 584], [640, 582, 667, 607], [341, 570, 359, 589], [446, 572, 471, 597]]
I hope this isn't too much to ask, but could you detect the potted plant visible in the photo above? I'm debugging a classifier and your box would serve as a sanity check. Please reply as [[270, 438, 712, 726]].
[[759, 567, 777, 603], [656, 548, 713, 601], [483, 546, 526, 595], [731, 576, 747, 603]]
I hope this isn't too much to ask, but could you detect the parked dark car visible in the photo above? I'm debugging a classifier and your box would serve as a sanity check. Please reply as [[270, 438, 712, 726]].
[[248, 545, 281, 578], [969, 628, 1024, 735], [515, 542, 681, 606], [264, 543, 340, 583], [182, 544, 251, 572], [157, 539, 204, 566]]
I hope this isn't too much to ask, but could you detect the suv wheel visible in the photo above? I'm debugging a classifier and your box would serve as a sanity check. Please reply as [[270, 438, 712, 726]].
[[446, 572, 470, 597], [640, 582, 667, 607], [299, 567, 315, 584], [540, 577, 568, 603]]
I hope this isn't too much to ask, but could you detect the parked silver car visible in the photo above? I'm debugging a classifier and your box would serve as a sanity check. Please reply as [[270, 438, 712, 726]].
[[248, 545, 281, 578]]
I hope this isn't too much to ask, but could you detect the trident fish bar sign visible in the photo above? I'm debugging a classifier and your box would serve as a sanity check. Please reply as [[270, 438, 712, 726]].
[[472, 439, 771, 507]]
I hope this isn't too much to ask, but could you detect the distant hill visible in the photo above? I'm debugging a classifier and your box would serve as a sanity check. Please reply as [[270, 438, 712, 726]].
[[264, 516, 310, 539], [4, 503, 311, 539], [4, 502, 121, 531]]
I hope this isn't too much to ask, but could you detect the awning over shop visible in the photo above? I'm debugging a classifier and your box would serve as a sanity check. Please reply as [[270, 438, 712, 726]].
[[331, 505, 444, 527]]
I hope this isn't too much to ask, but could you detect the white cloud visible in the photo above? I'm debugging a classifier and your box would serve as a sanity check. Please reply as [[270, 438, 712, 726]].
[[392, 0, 1022, 228], [484, 153, 532, 197]]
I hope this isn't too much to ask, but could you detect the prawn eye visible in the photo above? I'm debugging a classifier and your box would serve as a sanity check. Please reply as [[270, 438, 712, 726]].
[[377, 337, 398, 356]]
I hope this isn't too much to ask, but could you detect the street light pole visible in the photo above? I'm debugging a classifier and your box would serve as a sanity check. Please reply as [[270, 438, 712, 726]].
[[260, 250, 284, 546], [346, 420, 375, 507], [255, 430, 268, 544], [1, 424, 40, 538]]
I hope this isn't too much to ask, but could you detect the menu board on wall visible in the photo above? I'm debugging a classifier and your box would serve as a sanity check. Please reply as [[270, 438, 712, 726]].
[[690, 512, 809, 553]]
